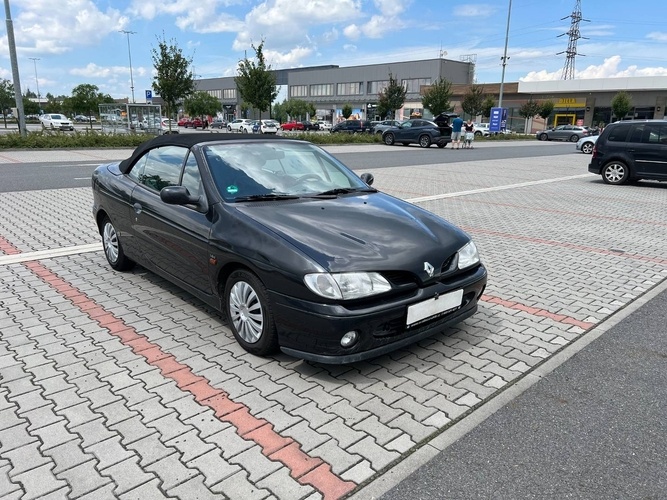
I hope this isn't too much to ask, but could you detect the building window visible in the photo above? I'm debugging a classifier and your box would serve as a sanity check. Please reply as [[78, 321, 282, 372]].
[[206, 90, 222, 99], [401, 78, 431, 93], [310, 84, 334, 97], [290, 85, 308, 97], [367, 80, 389, 95], [337, 82, 363, 96], [223, 88, 236, 99]]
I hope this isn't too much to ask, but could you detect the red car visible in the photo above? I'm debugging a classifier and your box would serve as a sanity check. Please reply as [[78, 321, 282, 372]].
[[182, 118, 206, 129], [177, 117, 189, 126], [280, 120, 305, 131]]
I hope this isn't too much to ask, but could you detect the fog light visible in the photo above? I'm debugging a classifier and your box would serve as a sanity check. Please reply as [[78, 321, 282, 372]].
[[340, 331, 358, 348]]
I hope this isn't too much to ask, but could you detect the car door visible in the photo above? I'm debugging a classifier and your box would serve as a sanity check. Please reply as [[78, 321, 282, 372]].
[[632, 123, 667, 179], [395, 120, 414, 140], [128, 146, 213, 294]]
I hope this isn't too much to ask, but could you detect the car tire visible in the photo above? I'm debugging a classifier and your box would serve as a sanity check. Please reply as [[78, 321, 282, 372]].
[[101, 216, 134, 271], [569, 134, 580, 142], [419, 135, 432, 148], [539, 133, 548, 141], [582, 142, 594, 154], [601, 161, 630, 185], [224, 269, 278, 356], [383, 133, 395, 145], [227, 126, 232, 132], [474, 131, 482, 137], [437, 141, 447, 148]]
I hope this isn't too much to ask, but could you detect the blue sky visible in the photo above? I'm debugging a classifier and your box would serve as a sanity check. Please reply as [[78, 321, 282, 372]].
[[1, 0, 666, 101]]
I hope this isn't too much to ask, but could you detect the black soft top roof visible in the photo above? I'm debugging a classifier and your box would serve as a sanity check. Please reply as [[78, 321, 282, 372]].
[[118, 132, 289, 174]]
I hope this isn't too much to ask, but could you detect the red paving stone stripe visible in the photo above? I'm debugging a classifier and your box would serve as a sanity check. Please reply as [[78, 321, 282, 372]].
[[464, 227, 667, 265], [6, 251, 357, 499], [482, 294, 595, 330], [0, 237, 21, 255]]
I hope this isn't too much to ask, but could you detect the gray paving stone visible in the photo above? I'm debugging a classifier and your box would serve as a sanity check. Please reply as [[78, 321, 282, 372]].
[[119, 477, 171, 500], [103, 456, 156, 495], [56, 459, 112, 498], [12, 463, 69, 500], [86, 435, 136, 470], [145, 452, 199, 491], [340, 459, 375, 483], [57, 402, 99, 429], [4, 439, 52, 476], [354, 415, 403, 446], [0, 407, 25, 431], [310, 438, 363, 475], [205, 426, 255, 460], [0, 423, 38, 452], [257, 466, 315, 499], [76, 483, 117, 500], [211, 469, 270, 500], [43, 438, 94, 475], [227, 446, 282, 482], [281, 420, 331, 454], [187, 449, 240, 487], [0, 463, 22, 498], [318, 417, 365, 448], [165, 428, 216, 463], [166, 474, 222, 500], [95, 399, 138, 426], [357, 396, 403, 424], [110, 414, 158, 446]]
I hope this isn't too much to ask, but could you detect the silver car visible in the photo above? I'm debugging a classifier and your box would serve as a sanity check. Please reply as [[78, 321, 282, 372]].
[[576, 135, 598, 154], [537, 124, 589, 142], [371, 120, 403, 135]]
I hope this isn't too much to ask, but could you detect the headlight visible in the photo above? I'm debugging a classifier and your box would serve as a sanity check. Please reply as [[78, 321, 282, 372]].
[[457, 240, 480, 269], [304, 272, 391, 300]]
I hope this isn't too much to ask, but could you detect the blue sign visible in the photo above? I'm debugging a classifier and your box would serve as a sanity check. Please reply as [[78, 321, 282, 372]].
[[489, 107, 507, 132], [145, 90, 152, 103]]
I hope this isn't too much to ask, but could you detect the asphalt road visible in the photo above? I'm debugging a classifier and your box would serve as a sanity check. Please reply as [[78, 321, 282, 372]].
[[0, 141, 578, 193], [381, 285, 667, 500]]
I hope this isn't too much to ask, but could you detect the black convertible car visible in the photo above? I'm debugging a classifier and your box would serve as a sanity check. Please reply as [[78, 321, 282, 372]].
[[92, 134, 487, 363]]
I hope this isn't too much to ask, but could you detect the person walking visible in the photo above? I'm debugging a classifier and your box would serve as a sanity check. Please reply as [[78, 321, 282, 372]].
[[451, 115, 464, 149], [464, 119, 475, 149]]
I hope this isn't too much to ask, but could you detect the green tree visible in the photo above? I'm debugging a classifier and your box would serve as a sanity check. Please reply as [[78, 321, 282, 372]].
[[69, 83, 101, 128], [0, 79, 15, 128], [611, 91, 632, 121], [460, 83, 485, 119], [518, 98, 541, 134], [377, 73, 406, 119], [284, 99, 316, 120], [341, 104, 352, 119], [272, 100, 287, 123], [482, 96, 495, 119], [184, 91, 222, 121], [538, 100, 555, 128], [22, 97, 40, 116], [234, 41, 278, 117], [151, 34, 195, 132]]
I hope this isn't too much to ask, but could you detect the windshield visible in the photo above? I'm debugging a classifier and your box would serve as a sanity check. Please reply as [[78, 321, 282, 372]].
[[204, 141, 372, 202]]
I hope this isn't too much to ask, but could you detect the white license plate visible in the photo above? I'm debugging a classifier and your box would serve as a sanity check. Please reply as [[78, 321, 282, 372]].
[[406, 289, 464, 326]]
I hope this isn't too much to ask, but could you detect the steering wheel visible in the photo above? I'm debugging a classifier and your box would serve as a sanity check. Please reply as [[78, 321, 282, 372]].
[[294, 173, 323, 184]]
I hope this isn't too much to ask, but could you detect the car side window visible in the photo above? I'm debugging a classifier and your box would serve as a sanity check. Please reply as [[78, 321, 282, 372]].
[[128, 146, 188, 192], [643, 123, 667, 144], [606, 126, 629, 142], [181, 152, 204, 199], [627, 124, 645, 143]]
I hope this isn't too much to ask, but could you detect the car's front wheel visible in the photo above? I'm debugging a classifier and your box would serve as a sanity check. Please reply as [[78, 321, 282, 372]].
[[227, 126, 232, 132], [101, 216, 134, 271], [582, 142, 594, 154], [474, 131, 482, 137], [539, 133, 548, 141], [602, 161, 630, 185], [224, 270, 278, 356], [569, 134, 580, 142], [419, 135, 432, 148], [383, 133, 395, 145]]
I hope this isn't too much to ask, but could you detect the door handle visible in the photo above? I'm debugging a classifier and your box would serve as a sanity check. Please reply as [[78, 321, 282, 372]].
[[133, 203, 142, 215]]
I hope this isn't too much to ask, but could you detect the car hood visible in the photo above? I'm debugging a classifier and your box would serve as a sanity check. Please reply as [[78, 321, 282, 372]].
[[233, 193, 471, 273]]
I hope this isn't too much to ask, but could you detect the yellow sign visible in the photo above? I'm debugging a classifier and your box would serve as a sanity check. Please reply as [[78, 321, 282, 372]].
[[554, 98, 585, 108]]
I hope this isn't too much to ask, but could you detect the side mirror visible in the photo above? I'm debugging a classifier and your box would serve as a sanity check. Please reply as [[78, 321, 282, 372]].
[[360, 173, 374, 186], [161, 185, 200, 205]]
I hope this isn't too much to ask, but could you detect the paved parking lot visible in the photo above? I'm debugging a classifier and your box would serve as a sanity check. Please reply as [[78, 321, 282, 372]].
[[1, 145, 666, 499]]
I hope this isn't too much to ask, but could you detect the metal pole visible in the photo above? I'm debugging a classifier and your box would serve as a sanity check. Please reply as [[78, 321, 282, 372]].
[[4, 0, 27, 136], [29, 57, 40, 110], [120, 30, 136, 103], [498, 0, 512, 109]]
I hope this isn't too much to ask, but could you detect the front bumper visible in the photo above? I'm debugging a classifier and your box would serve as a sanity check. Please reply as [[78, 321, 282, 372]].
[[272, 265, 487, 364]]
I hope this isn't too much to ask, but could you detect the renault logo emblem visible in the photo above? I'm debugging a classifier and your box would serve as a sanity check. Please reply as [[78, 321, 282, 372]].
[[423, 261, 435, 277]]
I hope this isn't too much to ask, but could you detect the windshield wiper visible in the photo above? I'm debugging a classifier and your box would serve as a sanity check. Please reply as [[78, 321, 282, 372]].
[[311, 187, 377, 197], [234, 193, 300, 202]]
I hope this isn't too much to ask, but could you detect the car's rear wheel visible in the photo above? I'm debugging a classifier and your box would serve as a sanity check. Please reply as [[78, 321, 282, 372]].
[[582, 142, 594, 154], [474, 131, 482, 137], [602, 161, 629, 185], [224, 270, 278, 356], [227, 126, 232, 132], [419, 135, 432, 148], [383, 133, 395, 145], [101, 216, 134, 271], [569, 134, 580, 142], [539, 133, 548, 141]]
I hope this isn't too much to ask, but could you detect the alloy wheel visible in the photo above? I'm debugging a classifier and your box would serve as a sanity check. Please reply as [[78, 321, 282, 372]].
[[228, 281, 263, 344]]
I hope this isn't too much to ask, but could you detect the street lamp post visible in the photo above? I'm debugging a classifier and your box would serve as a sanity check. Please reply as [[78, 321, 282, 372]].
[[4, 0, 27, 136], [498, 0, 512, 109], [119, 30, 136, 103], [29, 57, 40, 111]]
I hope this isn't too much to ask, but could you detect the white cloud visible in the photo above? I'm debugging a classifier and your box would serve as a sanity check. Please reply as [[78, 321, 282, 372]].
[[70, 62, 148, 79], [453, 5, 496, 17], [374, 0, 409, 17], [519, 55, 667, 81], [344, 24, 362, 40], [647, 31, 667, 41]]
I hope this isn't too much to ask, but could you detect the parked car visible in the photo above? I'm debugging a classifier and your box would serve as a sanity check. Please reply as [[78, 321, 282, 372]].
[[301, 121, 319, 131], [39, 113, 74, 131], [256, 119, 278, 134], [210, 118, 227, 129], [227, 119, 254, 133], [178, 117, 190, 127], [73, 115, 89, 123], [371, 120, 403, 135], [473, 123, 491, 137], [588, 119, 667, 185], [576, 135, 598, 154], [183, 118, 206, 129], [317, 121, 332, 131], [280, 120, 305, 131], [92, 134, 487, 363], [537, 125, 589, 142], [330, 120, 372, 134], [382, 119, 450, 148]]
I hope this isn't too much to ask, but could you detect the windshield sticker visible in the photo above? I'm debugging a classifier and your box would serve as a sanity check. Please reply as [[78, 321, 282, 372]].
[[227, 185, 239, 194]]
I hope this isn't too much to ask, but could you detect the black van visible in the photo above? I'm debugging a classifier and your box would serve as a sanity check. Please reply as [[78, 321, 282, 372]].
[[588, 120, 667, 185]]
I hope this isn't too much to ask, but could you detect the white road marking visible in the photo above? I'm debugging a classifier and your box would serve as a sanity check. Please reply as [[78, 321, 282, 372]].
[[0, 243, 102, 265]]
